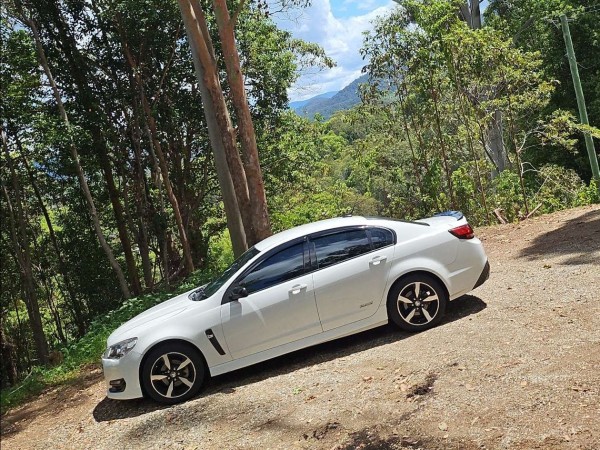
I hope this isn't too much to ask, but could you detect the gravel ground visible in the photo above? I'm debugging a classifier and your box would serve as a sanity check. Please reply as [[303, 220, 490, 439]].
[[2, 205, 599, 450]]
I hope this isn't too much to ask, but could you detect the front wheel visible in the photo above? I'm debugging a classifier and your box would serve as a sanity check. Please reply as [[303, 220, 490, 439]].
[[141, 342, 206, 404], [387, 274, 447, 332]]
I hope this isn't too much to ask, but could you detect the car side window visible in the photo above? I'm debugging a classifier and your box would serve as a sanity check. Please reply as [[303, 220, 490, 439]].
[[370, 227, 394, 249], [239, 243, 305, 294], [312, 229, 371, 269]]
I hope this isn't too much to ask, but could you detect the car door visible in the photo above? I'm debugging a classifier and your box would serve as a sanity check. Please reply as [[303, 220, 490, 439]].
[[310, 227, 395, 331], [220, 240, 322, 360]]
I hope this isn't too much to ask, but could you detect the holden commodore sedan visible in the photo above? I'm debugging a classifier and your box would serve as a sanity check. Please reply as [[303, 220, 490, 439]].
[[102, 212, 489, 404]]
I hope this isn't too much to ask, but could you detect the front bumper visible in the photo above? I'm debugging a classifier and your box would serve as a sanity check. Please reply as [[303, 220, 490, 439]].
[[101, 350, 144, 400]]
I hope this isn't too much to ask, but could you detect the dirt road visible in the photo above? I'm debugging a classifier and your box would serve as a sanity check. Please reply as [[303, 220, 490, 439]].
[[2, 205, 599, 450]]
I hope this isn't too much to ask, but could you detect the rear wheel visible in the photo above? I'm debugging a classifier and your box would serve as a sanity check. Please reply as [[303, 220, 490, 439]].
[[141, 342, 205, 404], [387, 274, 447, 332]]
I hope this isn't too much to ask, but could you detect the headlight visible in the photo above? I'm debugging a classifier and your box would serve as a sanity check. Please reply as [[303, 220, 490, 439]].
[[103, 337, 138, 359]]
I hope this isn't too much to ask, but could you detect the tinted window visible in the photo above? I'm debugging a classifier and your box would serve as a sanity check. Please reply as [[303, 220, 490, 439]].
[[240, 243, 305, 294], [370, 228, 394, 249], [312, 229, 371, 269], [199, 247, 259, 299]]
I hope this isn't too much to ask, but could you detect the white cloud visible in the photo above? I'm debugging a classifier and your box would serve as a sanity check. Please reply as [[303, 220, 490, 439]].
[[274, 0, 394, 102]]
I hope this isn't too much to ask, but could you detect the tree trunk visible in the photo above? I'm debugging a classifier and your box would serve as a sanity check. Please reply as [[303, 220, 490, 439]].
[[429, 75, 456, 209], [0, 326, 19, 386], [1, 140, 50, 365], [212, 0, 271, 243], [98, 150, 142, 295], [118, 35, 195, 275], [129, 121, 154, 288], [17, 142, 87, 337], [488, 109, 507, 174], [460, 0, 506, 178], [142, 119, 171, 285], [178, 0, 249, 256], [25, 15, 131, 299]]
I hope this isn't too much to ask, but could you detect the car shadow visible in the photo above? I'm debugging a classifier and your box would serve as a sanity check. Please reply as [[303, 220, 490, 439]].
[[92, 294, 486, 422], [519, 209, 599, 265]]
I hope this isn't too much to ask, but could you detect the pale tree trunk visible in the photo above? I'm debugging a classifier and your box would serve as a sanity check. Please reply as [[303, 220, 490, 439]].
[[212, 0, 271, 243], [459, 0, 481, 29], [17, 142, 87, 337], [2, 138, 50, 365], [460, 0, 506, 176], [23, 2, 141, 295], [25, 15, 131, 299], [118, 35, 195, 275], [488, 110, 507, 174], [178, 0, 250, 255]]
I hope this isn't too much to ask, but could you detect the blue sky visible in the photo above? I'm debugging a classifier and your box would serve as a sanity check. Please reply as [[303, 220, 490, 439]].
[[273, 0, 395, 102]]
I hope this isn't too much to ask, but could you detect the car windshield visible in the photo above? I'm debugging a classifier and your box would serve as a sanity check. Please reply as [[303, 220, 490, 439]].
[[190, 246, 260, 300]]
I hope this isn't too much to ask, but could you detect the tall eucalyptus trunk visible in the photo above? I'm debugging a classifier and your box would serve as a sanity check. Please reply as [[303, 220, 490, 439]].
[[178, 0, 250, 256], [117, 30, 195, 275], [2, 136, 50, 365], [24, 14, 131, 299], [212, 0, 271, 243], [17, 142, 87, 336], [460, 0, 506, 176]]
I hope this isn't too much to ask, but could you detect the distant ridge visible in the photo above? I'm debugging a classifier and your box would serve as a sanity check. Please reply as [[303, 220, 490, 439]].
[[290, 74, 368, 119], [289, 91, 337, 110]]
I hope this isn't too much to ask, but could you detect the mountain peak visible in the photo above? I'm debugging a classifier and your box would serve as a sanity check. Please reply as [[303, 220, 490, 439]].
[[290, 74, 368, 119]]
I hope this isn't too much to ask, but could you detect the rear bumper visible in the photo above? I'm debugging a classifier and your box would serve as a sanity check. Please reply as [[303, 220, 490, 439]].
[[473, 260, 490, 290]]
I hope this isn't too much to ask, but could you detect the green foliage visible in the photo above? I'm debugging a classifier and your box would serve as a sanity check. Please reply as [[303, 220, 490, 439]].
[[491, 170, 527, 222], [207, 230, 235, 274], [485, 0, 600, 180], [0, 268, 213, 413], [532, 164, 597, 213], [3, 0, 600, 414]]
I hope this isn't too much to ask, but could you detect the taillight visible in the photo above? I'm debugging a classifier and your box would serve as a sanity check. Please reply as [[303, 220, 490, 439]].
[[449, 224, 475, 239]]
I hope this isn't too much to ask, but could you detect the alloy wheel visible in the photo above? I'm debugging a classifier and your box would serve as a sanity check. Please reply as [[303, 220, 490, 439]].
[[149, 351, 197, 399], [396, 281, 440, 326]]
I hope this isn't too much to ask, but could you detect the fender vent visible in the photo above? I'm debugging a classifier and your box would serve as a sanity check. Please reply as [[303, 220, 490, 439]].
[[205, 329, 226, 355]]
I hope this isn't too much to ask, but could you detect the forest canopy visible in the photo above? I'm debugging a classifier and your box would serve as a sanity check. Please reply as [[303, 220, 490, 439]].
[[1, 0, 599, 406]]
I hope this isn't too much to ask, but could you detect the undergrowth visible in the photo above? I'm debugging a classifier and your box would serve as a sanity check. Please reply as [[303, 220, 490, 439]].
[[0, 270, 212, 414]]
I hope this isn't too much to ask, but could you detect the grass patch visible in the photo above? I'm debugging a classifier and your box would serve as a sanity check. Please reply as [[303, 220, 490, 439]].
[[1, 270, 212, 415]]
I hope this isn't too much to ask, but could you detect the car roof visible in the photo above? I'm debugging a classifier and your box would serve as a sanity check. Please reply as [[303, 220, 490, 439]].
[[254, 216, 371, 252]]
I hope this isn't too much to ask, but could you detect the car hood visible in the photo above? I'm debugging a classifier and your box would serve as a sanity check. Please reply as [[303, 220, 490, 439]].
[[108, 289, 197, 345]]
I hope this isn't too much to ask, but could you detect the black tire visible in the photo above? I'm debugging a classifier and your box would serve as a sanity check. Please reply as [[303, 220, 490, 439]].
[[141, 342, 206, 404], [387, 273, 447, 332]]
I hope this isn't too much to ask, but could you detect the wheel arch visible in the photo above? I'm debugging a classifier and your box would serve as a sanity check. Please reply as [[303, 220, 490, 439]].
[[386, 269, 450, 305], [138, 338, 208, 397]]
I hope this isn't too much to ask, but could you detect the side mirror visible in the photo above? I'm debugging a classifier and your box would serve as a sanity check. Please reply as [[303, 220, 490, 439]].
[[229, 285, 248, 301]]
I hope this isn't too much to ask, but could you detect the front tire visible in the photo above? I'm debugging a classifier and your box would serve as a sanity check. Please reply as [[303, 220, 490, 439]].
[[387, 274, 447, 332], [141, 342, 206, 404]]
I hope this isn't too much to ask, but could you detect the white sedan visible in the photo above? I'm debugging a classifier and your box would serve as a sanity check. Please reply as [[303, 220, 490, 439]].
[[102, 213, 489, 404]]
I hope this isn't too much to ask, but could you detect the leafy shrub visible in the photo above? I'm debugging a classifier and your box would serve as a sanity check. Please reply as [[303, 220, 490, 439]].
[[1, 268, 212, 413], [532, 164, 597, 213]]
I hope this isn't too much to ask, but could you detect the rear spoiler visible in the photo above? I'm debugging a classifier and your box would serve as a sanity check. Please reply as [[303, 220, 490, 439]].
[[434, 210, 464, 220], [416, 210, 468, 227]]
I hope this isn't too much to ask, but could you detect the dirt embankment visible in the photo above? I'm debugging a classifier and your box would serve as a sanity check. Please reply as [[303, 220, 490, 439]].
[[2, 205, 599, 450]]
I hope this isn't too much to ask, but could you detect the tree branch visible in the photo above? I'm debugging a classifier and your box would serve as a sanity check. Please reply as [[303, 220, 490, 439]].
[[230, 0, 247, 27]]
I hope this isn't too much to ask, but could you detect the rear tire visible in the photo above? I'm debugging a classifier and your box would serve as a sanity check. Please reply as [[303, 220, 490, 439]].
[[141, 342, 206, 404], [387, 274, 447, 332]]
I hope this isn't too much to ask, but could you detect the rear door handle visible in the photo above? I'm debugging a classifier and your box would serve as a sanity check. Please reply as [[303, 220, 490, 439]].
[[370, 255, 387, 266], [289, 284, 307, 295]]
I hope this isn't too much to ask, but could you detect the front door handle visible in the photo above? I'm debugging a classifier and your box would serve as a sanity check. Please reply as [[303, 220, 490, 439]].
[[289, 284, 307, 295], [370, 255, 387, 266]]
